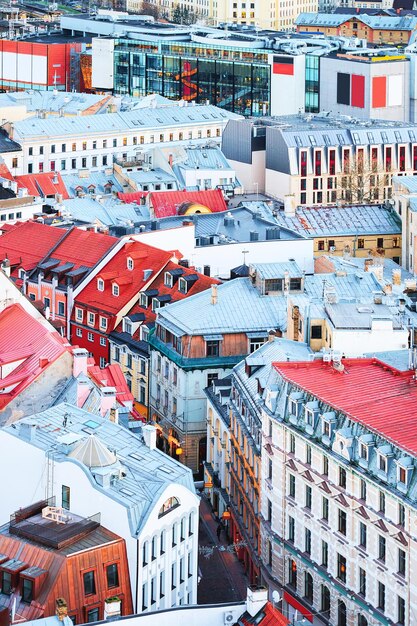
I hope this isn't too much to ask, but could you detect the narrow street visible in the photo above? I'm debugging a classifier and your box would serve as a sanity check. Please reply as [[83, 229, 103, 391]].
[[197, 496, 249, 604]]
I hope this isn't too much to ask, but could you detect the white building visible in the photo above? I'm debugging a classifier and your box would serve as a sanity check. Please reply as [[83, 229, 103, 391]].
[[5, 104, 241, 176], [260, 357, 416, 625], [0, 404, 200, 614]]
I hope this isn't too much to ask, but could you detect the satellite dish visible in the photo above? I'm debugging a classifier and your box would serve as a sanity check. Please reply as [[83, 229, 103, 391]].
[[272, 591, 281, 604]]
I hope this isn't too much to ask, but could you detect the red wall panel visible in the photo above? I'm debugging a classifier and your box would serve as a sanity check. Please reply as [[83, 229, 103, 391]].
[[372, 76, 387, 108], [351, 74, 365, 108]]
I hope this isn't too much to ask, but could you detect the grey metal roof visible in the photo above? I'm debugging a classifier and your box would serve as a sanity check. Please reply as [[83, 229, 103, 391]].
[[295, 11, 417, 29], [157, 277, 288, 335], [393, 175, 417, 194], [2, 403, 195, 537], [251, 261, 302, 279], [62, 172, 124, 196], [127, 168, 177, 185], [59, 197, 145, 227], [325, 302, 403, 329], [12, 104, 241, 140], [259, 203, 401, 237], [0, 91, 110, 116]]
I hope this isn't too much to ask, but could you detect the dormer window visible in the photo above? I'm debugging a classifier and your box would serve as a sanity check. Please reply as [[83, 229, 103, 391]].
[[360, 443, 368, 460], [127, 257, 134, 271], [88, 312, 95, 326], [379, 455, 387, 473], [75, 308, 83, 322], [140, 293, 148, 307], [18, 269, 26, 279], [99, 316, 107, 330], [112, 283, 119, 296], [141, 326, 149, 342], [321, 411, 336, 443], [396, 457, 413, 491], [123, 318, 132, 335], [178, 277, 187, 294], [288, 392, 303, 419], [164, 272, 173, 288], [304, 401, 320, 434], [152, 299, 160, 312], [97, 278, 104, 291]]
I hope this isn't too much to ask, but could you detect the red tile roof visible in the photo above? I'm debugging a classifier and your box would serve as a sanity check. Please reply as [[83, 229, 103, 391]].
[[113, 261, 219, 335], [273, 359, 417, 456], [0, 303, 68, 408], [15, 172, 70, 200], [0, 161, 14, 181], [241, 602, 289, 626], [0, 221, 64, 274], [74, 241, 173, 330], [47, 227, 117, 272], [88, 363, 134, 407], [149, 189, 227, 218], [117, 191, 148, 203]]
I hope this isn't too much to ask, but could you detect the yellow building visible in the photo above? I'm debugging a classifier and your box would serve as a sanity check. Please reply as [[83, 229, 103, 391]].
[[210, 0, 317, 30]]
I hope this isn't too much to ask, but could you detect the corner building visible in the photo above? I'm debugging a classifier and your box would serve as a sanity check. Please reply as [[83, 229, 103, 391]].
[[260, 358, 416, 625]]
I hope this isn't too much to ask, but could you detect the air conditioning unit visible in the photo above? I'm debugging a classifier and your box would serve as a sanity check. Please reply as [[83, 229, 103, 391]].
[[224, 612, 235, 625]]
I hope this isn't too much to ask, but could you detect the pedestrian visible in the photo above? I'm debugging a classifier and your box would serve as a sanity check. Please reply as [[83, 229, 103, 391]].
[[216, 523, 222, 540]]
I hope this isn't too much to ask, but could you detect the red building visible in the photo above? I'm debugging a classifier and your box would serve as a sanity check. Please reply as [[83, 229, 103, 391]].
[[0, 500, 133, 623], [0, 39, 88, 91], [71, 241, 174, 367]]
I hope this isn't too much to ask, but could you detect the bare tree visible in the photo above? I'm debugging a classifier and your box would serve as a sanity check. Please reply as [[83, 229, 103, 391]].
[[337, 161, 391, 206]]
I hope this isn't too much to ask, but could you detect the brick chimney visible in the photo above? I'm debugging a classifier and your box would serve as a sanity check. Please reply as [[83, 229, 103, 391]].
[[100, 386, 117, 417], [211, 284, 218, 305]]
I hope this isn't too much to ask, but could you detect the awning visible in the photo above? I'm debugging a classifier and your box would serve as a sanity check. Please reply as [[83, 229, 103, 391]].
[[284, 591, 313, 623]]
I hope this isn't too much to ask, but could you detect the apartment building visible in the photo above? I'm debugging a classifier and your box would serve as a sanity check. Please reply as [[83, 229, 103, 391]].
[[6, 104, 240, 176], [223, 115, 417, 206], [0, 404, 199, 615], [260, 357, 417, 625], [149, 265, 307, 475], [205, 338, 313, 586]]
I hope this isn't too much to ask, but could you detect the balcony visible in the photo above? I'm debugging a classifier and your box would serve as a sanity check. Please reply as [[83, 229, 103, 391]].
[[150, 334, 247, 371]]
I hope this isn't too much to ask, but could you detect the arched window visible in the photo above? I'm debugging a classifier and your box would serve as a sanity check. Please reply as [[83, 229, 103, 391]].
[[338, 600, 347, 626], [304, 572, 313, 604], [158, 496, 180, 518], [358, 616, 368, 626], [321, 585, 330, 620], [288, 559, 297, 589]]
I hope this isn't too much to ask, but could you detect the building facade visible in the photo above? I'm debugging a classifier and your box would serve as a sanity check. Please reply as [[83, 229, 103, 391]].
[[260, 358, 417, 625], [0, 404, 200, 615]]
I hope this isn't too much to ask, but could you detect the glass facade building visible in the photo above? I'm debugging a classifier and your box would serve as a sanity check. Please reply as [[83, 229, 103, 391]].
[[113, 40, 270, 117], [305, 55, 319, 113]]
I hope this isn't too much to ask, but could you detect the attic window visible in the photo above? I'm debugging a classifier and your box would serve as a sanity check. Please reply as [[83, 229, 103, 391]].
[[97, 278, 104, 291], [127, 257, 134, 271], [158, 496, 180, 518], [123, 318, 133, 335], [360, 443, 368, 460], [178, 277, 187, 294], [112, 283, 119, 296], [378, 454, 387, 473], [140, 293, 148, 307], [152, 299, 160, 312], [164, 272, 173, 288]]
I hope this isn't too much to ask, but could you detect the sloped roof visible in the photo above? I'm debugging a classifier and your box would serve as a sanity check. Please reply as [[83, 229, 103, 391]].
[[241, 602, 289, 626], [0, 221, 64, 274], [149, 189, 227, 218], [0, 303, 68, 410], [69, 433, 117, 468], [14, 172, 70, 199], [117, 190, 148, 204], [273, 359, 417, 457], [88, 364, 134, 406]]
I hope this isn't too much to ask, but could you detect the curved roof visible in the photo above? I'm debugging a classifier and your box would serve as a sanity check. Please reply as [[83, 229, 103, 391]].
[[69, 434, 117, 468]]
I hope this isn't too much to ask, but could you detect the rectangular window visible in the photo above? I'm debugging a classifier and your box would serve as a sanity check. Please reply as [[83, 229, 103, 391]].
[[398, 503, 405, 526], [338, 509, 347, 536], [1, 572, 11, 595], [305, 528, 311, 554], [305, 485, 312, 510], [379, 491, 386, 513], [398, 596, 405, 625], [206, 340, 220, 357], [58, 301, 65, 317], [83, 571, 96, 596], [360, 479, 367, 501], [378, 535, 386, 562], [337, 553, 346, 583], [288, 516, 295, 542], [398, 548, 406, 576], [378, 582, 385, 612], [359, 522, 367, 548], [339, 467, 347, 488], [62, 485, 70, 510], [87, 608, 99, 623], [323, 455, 328, 475], [359, 567, 366, 597], [289, 474, 295, 498], [321, 540, 328, 568], [106, 564, 119, 588], [21, 578, 33, 603], [322, 496, 329, 521], [300, 150, 307, 177]]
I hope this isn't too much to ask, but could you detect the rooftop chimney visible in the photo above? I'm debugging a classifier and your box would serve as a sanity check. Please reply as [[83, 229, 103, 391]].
[[72, 347, 89, 378], [392, 268, 401, 286], [20, 420, 37, 442], [100, 386, 117, 417], [1, 258, 10, 277], [142, 424, 157, 450], [283, 194, 296, 216], [211, 284, 218, 305], [246, 586, 268, 618]]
